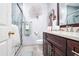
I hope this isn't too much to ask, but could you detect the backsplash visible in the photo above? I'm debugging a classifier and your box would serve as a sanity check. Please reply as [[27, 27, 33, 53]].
[[60, 27, 79, 32]]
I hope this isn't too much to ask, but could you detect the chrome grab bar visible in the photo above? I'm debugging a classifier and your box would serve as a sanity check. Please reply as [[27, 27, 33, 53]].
[[72, 50, 79, 56]]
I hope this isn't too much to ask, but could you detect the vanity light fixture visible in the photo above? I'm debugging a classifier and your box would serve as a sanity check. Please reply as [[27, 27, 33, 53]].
[[49, 9, 56, 20]]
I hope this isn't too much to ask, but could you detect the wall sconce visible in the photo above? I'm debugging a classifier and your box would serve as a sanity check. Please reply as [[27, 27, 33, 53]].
[[49, 9, 56, 20]]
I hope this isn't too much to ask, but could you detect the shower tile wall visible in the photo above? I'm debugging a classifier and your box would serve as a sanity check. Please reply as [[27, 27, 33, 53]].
[[22, 3, 48, 45]]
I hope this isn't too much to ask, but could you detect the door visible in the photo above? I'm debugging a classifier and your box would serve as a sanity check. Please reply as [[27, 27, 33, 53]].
[[0, 25, 12, 56], [0, 41, 8, 56], [7, 25, 20, 56], [0, 3, 12, 56]]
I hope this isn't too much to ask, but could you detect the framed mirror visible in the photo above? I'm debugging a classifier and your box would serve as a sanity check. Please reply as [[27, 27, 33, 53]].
[[59, 3, 79, 27]]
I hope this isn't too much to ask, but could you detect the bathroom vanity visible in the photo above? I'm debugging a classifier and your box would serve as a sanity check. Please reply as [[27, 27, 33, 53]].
[[43, 31, 79, 56]]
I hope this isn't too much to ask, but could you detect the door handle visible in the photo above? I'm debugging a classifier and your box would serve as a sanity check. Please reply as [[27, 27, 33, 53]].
[[8, 32, 15, 38]]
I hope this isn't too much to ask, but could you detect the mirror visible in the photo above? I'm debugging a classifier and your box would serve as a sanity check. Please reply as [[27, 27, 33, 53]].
[[59, 3, 67, 25], [67, 3, 79, 24], [59, 3, 79, 26]]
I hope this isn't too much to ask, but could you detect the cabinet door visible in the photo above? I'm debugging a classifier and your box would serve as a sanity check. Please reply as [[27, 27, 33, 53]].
[[43, 39, 54, 56], [47, 44, 52, 56], [47, 41, 53, 56], [67, 40, 79, 56], [43, 39, 48, 56], [54, 47, 65, 56], [46, 40, 54, 56], [51, 46, 55, 56]]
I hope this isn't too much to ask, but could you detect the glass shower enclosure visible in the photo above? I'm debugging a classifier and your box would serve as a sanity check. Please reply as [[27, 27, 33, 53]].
[[12, 3, 23, 55]]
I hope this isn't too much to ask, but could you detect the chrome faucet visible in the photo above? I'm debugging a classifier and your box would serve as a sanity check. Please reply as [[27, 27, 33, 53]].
[[66, 26, 74, 32]]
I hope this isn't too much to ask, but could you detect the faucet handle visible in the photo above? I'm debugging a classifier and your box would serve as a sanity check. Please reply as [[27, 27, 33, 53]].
[[66, 26, 73, 32]]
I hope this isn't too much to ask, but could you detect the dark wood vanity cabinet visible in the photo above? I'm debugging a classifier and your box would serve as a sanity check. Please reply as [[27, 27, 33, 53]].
[[43, 32, 54, 56], [43, 32, 79, 56], [43, 32, 66, 56], [43, 33, 47, 56], [67, 40, 79, 56]]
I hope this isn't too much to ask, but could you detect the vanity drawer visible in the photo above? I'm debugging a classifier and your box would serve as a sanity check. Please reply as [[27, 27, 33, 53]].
[[46, 33, 55, 39], [53, 35, 66, 46], [47, 33, 66, 46], [47, 34, 66, 52], [67, 40, 79, 56]]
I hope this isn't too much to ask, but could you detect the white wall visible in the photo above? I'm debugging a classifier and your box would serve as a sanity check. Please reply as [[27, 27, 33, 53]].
[[0, 3, 12, 26], [23, 3, 48, 44], [0, 3, 14, 56]]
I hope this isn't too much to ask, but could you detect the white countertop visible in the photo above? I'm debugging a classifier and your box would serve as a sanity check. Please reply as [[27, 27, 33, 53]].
[[45, 31, 79, 41]]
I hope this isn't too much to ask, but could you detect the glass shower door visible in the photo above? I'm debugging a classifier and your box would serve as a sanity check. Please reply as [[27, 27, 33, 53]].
[[12, 3, 23, 55]]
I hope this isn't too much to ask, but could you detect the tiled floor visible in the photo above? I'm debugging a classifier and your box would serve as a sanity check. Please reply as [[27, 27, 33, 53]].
[[17, 44, 43, 56]]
